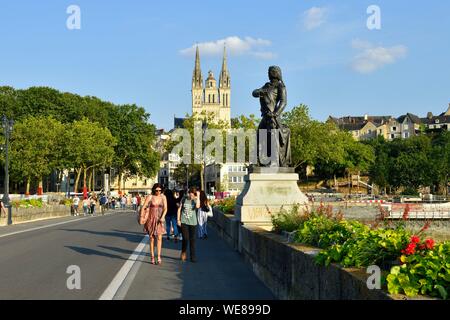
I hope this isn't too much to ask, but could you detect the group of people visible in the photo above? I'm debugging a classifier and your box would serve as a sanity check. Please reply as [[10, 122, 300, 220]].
[[140, 183, 212, 265], [71, 193, 142, 216]]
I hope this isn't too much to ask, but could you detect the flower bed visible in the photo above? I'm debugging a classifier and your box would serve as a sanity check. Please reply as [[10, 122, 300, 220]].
[[214, 197, 236, 215], [271, 204, 450, 300], [11, 198, 45, 209]]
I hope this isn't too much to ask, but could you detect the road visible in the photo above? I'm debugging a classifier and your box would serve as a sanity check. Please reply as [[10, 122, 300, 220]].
[[0, 210, 275, 300]]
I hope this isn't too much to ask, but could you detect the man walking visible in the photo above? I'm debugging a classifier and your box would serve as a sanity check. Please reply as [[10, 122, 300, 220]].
[[72, 195, 80, 216]]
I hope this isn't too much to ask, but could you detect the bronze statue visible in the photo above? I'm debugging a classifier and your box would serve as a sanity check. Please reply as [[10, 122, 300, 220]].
[[252, 66, 291, 167]]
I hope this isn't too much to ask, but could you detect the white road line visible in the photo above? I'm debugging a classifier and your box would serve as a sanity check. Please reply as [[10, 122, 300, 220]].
[[0, 218, 90, 239], [0, 211, 130, 239], [99, 235, 149, 300]]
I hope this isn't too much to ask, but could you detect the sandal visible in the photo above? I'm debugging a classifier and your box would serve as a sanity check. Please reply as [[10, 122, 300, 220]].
[[150, 256, 155, 264], [157, 257, 162, 265]]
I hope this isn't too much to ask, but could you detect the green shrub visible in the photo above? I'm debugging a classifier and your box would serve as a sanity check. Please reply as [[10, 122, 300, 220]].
[[271, 204, 307, 233], [215, 197, 236, 215], [387, 240, 450, 299]]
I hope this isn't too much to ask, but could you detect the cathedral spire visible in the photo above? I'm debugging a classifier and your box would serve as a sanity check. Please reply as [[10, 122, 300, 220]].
[[219, 45, 230, 88], [192, 45, 203, 88]]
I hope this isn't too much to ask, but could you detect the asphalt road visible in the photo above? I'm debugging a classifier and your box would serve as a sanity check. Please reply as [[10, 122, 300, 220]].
[[0, 210, 145, 300], [0, 210, 275, 300]]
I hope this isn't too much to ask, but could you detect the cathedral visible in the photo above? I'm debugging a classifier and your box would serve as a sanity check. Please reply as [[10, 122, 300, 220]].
[[191, 46, 231, 126]]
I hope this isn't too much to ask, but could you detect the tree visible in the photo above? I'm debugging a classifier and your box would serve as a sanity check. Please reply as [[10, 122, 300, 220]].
[[65, 119, 116, 194], [10, 116, 65, 195], [282, 105, 339, 176], [106, 104, 159, 193], [431, 132, 450, 195]]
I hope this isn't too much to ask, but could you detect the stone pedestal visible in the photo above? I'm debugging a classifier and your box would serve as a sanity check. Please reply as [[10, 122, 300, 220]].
[[235, 167, 308, 226]]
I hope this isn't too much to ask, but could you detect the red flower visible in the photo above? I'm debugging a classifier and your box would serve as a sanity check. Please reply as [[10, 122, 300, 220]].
[[425, 239, 435, 250], [402, 243, 416, 255], [419, 244, 426, 250], [411, 236, 420, 244]]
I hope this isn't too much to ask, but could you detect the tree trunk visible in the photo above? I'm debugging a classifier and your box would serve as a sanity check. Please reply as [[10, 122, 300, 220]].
[[83, 167, 88, 198], [88, 169, 93, 192], [37, 179, 43, 195], [74, 169, 82, 194], [26, 177, 31, 196], [118, 169, 122, 195]]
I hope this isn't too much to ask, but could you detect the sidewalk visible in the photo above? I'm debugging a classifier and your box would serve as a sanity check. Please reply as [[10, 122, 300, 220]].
[[123, 227, 276, 300]]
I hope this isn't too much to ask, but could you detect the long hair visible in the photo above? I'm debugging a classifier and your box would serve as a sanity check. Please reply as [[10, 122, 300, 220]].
[[268, 66, 285, 86], [199, 190, 209, 211]]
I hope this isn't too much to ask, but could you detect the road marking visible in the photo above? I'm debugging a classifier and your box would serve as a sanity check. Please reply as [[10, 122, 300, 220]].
[[0, 218, 90, 239], [0, 211, 131, 239], [99, 235, 149, 300]]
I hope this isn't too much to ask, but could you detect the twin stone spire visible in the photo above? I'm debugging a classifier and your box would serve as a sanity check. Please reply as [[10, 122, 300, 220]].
[[191, 46, 231, 125]]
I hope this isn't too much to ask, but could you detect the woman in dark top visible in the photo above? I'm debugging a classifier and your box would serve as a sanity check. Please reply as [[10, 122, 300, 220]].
[[164, 189, 180, 242]]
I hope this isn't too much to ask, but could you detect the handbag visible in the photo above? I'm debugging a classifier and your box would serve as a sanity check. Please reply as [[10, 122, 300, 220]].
[[206, 205, 213, 218], [138, 195, 152, 225]]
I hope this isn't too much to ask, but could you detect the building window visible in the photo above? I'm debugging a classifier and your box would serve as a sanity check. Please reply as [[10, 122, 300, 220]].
[[404, 132, 409, 138], [392, 127, 397, 131], [404, 124, 409, 130]]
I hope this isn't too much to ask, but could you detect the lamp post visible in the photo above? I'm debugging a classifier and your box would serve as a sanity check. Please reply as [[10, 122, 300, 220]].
[[2, 115, 14, 225]]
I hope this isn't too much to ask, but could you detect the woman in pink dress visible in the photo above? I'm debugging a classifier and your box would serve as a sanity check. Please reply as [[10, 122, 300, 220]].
[[142, 184, 167, 265]]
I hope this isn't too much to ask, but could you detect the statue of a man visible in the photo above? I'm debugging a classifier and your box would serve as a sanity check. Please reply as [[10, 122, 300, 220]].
[[252, 66, 291, 167]]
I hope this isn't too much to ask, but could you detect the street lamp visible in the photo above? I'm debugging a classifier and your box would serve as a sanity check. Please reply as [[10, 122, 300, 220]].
[[2, 115, 14, 225]]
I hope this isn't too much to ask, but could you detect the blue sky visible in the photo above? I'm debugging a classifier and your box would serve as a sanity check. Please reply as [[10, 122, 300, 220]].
[[0, 0, 449, 130]]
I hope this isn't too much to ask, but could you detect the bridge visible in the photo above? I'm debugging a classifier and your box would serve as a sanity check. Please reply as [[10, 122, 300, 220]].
[[0, 210, 274, 300]]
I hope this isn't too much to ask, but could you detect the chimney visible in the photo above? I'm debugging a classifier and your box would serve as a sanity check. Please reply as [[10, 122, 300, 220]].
[[364, 114, 368, 121], [446, 103, 450, 116], [427, 112, 433, 119]]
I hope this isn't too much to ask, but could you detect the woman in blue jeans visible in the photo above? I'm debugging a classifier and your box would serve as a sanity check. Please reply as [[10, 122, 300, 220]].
[[164, 189, 180, 242]]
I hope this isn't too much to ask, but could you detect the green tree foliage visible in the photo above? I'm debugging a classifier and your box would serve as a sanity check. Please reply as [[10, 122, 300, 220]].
[[0, 86, 160, 193], [65, 119, 116, 193], [10, 116, 65, 194], [368, 134, 449, 195], [106, 104, 160, 192], [283, 105, 339, 173]]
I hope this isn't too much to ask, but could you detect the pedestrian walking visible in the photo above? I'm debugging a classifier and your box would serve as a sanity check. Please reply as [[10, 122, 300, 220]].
[[82, 197, 90, 216], [164, 189, 180, 242], [72, 195, 80, 216], [197, 191, 212, 239], [100, 194, 108, 215], [177, 187, 200, 263], [132, 195, 137, 211], [121, 195, 127, 209], [111, 197, 116, 210], [141, 183, 167, 265], [90, 196, 97, 215], [136, 193, 142, 212]]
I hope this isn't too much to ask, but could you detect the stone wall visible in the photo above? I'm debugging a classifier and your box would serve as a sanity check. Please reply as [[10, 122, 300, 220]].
[[210, 207, 397, 300], [0, 205, 71, 226]]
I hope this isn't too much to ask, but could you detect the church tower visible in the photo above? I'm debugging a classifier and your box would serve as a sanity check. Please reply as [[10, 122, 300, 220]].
[[192, 46, 203, 114], [219, 46, 231, 108], [191, 46, 231, 126]]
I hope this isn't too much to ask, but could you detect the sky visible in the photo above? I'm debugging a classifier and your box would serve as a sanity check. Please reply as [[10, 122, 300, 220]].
[[0, 0, 449, 130]]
